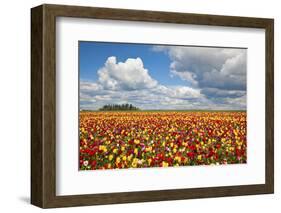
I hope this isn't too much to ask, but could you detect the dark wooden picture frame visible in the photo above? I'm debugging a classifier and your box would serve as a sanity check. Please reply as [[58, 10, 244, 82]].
[[31, 4, 274, 208]]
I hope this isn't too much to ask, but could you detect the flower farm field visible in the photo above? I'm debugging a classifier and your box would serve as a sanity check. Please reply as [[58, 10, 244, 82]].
[[79, 111, 246, 170]]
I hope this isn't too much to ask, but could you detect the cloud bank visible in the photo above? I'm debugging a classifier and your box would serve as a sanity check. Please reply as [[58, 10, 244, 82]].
[[80, 46, 246, 110], [98, 56, 157, 90]]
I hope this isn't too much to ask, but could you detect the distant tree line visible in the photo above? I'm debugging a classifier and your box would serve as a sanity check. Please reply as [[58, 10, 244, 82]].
[[98, 103, 140, 111]]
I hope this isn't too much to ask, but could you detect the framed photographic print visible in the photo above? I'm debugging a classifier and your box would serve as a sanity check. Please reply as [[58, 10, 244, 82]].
[[31, 4, 274, 208]]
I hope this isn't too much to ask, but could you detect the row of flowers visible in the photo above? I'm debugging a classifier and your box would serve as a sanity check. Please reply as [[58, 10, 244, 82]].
[[79, 111, 246, 170]]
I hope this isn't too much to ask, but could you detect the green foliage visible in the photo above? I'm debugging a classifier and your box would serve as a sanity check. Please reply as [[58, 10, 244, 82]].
[[98, 103, 140, 111]]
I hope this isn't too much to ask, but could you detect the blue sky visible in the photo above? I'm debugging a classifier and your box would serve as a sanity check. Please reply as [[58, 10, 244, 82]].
[[79, 41, 247, 110], [79, 41, 183, 86]]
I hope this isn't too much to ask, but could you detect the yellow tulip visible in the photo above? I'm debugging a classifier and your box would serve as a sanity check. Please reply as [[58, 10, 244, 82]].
[[145, 147, 152, 152], [175, 156, 181, 163], [116, 157, 121, 164], [128, 154, 133, 161], [134, 148, 138, 155], [162, 161, 169, 167], [132, 158, 139, 168]]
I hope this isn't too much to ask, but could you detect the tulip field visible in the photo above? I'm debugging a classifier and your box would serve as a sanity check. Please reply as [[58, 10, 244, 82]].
[[79, 111, 246, 170]]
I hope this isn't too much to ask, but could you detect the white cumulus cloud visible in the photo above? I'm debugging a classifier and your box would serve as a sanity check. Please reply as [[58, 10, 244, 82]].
[[153, 46, 247, 91], [97, 56, 158, 90]]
